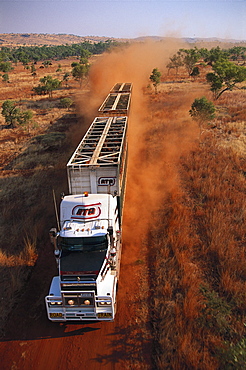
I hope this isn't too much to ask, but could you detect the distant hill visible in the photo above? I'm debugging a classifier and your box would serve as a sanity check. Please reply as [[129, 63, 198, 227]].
[[0, 33, 123, 47], [133, 36, 246, 47], [0, 33, 245, 48]]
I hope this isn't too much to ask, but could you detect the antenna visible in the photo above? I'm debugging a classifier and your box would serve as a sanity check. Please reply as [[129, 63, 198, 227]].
[[52, 189, 60, 231]]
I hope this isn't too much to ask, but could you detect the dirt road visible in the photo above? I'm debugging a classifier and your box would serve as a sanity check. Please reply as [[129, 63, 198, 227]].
[[0, 217, 147, 370]]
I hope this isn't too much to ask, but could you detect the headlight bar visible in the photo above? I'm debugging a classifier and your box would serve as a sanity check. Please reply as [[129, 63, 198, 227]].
[[97, 298, 112, 306], [48, 300, 62, 307]]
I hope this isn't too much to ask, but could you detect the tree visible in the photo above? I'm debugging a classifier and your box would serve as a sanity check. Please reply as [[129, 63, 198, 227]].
[[0, 61, 13, 73], [1, 100, 33, 129], [21, 58, 30, 69], [179, 48, 200, 76], [150, 68, 161, 93], [0, 41, 121, 66], [63, 72, 70, 88], [32, 85, 46, 96], [198, 47, 210, 60], [30, 63, 36, 74], [190, 66, 200, 79], [60, 97, 73, 110], [204, 46, 228, 66], [33, 75, 61, 98], [166, 53, 183, 75], [2, 73, 9, 83], [189, 97, 216, 138], [206, 60, 246, 99], [42, 60, 52, 68], [18, 110, 33, 132], [1, 100, 21, 128], [80, 49, 91, 60], [71, 62, 79, 68], [20, 110, 33, 126], [79, 49, 91, 66], [80, 57, 89, 65], [228, 46, 246, 63], [72, 63, 89, 86]]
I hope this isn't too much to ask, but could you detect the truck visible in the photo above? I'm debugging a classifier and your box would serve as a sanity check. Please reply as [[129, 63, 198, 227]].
[[45, 85, 131, 322], [98, 82, 132, 116]]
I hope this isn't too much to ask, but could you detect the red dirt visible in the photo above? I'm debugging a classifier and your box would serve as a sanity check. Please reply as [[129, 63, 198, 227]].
[[0, 47, 154, 369], [0, 203, 147, 370], [0, 41, 203, 369]]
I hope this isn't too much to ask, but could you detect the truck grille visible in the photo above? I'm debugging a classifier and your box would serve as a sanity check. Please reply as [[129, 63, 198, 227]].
[[61, 283, 97, 293], [63, 292, 95, 307]]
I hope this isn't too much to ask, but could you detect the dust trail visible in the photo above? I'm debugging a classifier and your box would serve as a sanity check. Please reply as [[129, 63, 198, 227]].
[[85, 39, 184, 114], [82, 40, 199, 255]]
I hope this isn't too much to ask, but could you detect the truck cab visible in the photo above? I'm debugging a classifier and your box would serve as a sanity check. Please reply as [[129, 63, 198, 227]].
[[45, 192, 121, 321]]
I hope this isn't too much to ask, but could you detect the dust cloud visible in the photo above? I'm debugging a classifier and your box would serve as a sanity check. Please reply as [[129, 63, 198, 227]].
[[81, 40, 199, 256]]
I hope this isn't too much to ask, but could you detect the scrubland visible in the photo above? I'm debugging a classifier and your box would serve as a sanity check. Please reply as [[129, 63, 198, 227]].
[[0, 58, 90, 332], [0, 45, 245, 369], [132, 83, 246, 368]]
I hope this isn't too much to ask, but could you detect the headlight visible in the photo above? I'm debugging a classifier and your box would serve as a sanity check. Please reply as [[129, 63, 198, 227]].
[[84, 300, 90, 305], [68, 299, 75, 305], [49, 301, 62, 306], [98, 300, 111, 306]]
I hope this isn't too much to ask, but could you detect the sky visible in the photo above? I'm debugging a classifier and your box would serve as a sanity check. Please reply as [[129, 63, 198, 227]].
[[0, 0, 245, 41]]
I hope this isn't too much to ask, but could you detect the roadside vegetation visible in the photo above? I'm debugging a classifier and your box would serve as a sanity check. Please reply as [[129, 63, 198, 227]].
[[144, 46, 246, 369], [0, 113, 81, 334], [0, 40, 245, 368], [146, 126, 246, 368], [0, 41, 113, 333]]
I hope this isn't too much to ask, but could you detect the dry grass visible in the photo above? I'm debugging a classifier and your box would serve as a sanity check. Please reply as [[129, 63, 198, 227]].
[[0, 234, 38, 333], [0, 58, 87, 171], [0, 56, 90, 335], [133, 77, 246, 368], [211, 89, 246, 156], [0, 136, 80, 334], [0, 44, 245, 367], [0, 48, 103, 339], [0, 240, 37, 267]]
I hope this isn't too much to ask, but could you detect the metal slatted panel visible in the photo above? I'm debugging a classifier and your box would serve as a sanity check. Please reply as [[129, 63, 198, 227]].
[[111, 83, 132, 93], [98, 93, 131, 115], [67, 116, 128, 168]]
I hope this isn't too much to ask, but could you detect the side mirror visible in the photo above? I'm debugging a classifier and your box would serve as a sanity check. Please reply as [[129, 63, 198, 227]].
[[49, 228, 57, 245], [107, 226, 113, 236], [54, 249, 60, 258]]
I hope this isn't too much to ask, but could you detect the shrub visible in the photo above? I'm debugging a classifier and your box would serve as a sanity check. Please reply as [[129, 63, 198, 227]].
[[60, 97, 73, 110], [189, 96, 216, 124], [217, 336, 246, 369], [34, 132, 66, 150]]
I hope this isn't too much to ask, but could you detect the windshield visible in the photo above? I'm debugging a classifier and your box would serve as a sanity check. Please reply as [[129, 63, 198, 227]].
[[60, 235, 108, 252]]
